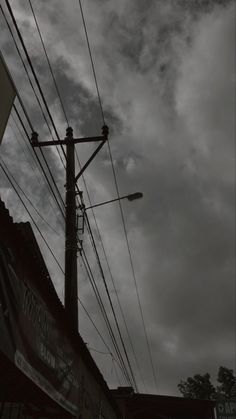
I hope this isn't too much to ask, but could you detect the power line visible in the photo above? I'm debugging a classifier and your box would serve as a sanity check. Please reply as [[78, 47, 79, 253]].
[[105, 136, 159, 392], [3, 0, 156, 392], [74, 142, 142, 389], [2, 6, 130, 387], [26, 0, 142, 385], [0, 153, 125, 384], [10, 113, 64, 228], [27, 0, 69, 127], [73, 150, 146, 391], [84, 213, 139, 392], [0, 4, 64, 171], [13, 104, 66, 220], [0, 148, 59, 236], [4, 0, 61, 140], [78, 297, 112, 355], [77, 0, 158, 391], [85, 202, 146, 392], [0, 157, 64, 274], [87, 344, 124, 385], [77, 0, 105, 124], [2, 1, 67, 172], [87, 347, 111, 356], [77, 298, 123, 385], [107, 137, 158, 391], [0, 151, 126, 385], [0, 153, 125, 385], [80, 250, 133, 387], [0, 6, 66, 216]]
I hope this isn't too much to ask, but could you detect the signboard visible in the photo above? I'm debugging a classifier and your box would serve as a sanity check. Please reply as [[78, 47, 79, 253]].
[[0, 52, 16, 144], [0, 244, 80, 416], [216, 400, 236, 419]]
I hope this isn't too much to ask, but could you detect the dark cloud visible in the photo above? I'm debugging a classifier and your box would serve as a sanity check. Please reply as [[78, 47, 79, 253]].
[[0, 0, 235, 396]]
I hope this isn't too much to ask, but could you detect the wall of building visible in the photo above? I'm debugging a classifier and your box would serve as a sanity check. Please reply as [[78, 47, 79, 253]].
[[0, 199, 120, 419], [112, 388, 215, 419]]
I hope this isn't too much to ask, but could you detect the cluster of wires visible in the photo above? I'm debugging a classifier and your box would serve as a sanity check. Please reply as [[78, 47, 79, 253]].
[[0, 0, 158, 393]]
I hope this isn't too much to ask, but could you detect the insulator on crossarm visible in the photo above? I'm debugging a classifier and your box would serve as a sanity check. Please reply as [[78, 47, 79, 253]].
[[102, 125, 109, 138], [31, 131, 39, 144]]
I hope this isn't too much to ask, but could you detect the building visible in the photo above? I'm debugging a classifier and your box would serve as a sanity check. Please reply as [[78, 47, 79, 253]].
[[0, 198, 121, 419], [112, 387, 216, 419]]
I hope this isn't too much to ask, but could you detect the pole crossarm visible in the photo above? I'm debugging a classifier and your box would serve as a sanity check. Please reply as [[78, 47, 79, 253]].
[[31, 134, 106, 148], [30, 126, 108, 185]]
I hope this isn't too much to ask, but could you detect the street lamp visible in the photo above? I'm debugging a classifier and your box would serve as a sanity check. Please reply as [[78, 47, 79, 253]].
[[84, 192, 143, 210]]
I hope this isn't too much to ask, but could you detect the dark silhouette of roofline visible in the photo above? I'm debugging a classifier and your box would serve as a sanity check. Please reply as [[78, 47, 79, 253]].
[[0, 197, 121, 416]]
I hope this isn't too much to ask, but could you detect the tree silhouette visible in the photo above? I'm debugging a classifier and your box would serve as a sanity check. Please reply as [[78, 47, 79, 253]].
[[217, 367, 236, 400], [178, 367, 236, 400]]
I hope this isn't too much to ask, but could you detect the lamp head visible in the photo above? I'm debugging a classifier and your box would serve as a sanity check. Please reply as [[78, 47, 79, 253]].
[[127, 192, 143, 201]]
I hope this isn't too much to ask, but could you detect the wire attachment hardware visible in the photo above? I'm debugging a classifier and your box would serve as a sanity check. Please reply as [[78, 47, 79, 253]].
[[102, 125, 109, 138], [30, 131, 39, 145]]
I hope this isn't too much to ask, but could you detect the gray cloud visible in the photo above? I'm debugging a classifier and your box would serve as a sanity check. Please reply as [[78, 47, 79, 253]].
[[0, 0, 235, 396]]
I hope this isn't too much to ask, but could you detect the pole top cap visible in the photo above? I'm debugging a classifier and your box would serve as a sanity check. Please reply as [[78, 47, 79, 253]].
[[66, 126, 73, 138]]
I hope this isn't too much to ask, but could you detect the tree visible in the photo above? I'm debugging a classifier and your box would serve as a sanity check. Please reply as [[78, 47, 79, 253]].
[[178, 373, 216, 400], [217, 367, 236, 399], [178, 367, 236, 400]]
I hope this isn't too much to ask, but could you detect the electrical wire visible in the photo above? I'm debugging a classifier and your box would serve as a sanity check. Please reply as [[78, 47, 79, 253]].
[[0, 154, 124, 384], [78, 296, 113, 356], [0, 157, 126, 385], [0, 157, 64, 274], [2, 0, 68, 188], [73, 155, 139, 388], [84, 201, 146, 392], [112, 355, 122, 386], [3, 0, 156, 392], [81, 248, 134, 388], [27, 0, 69, 127], [0, 8, 66, 216], [1, 147, 59, 236], [77, 298, 123, 385], [4, 0, 63, 143], [73, 150, 146, 391], [10, 113, 63, 227], [13, 104, 65, 220], [108, 144, 158, 392], [77, 0, 105, 124], [84, 213, 139, 392], [0, 4, 66, 172], [87, 347, 111, 356], [76, 187, 139, 388], [77, 0, 158, 392], [24, 3, 140, 388], [80, 249, 133, 387], [87, 344, 123, 385]]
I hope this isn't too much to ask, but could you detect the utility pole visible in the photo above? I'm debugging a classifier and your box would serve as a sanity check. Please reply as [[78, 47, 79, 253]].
[[64, 126, 78, 330], [31, 125, 108, 331]]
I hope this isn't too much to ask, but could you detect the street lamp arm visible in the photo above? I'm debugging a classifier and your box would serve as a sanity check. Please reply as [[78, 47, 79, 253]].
[[84, 192, 143, 210]]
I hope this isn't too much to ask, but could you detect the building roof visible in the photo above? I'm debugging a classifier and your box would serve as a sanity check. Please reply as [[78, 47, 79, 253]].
[[112, 388, 216, 419]]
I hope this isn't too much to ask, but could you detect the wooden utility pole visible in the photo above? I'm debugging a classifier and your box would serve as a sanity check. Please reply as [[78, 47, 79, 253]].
[[31, 125, 108, 331], [64, 126, 78, 330]]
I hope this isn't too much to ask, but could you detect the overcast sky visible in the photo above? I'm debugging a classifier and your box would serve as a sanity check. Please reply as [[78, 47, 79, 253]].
[[0, 0, 235, 396]]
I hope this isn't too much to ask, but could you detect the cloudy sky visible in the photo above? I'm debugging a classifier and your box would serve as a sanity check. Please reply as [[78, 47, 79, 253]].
[[0, 0, 235, 396]]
